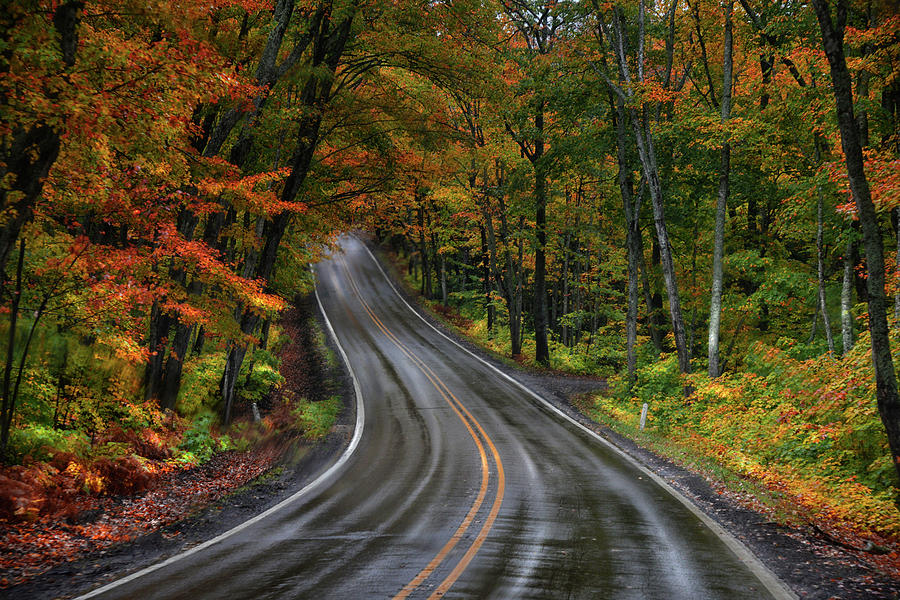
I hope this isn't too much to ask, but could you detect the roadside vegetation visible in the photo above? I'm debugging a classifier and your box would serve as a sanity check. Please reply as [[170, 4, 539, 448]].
[[0, 299, 342, 587], [2, 322, 283, 522], [2, 0, 899, 587], [394, 251, 900, 566]]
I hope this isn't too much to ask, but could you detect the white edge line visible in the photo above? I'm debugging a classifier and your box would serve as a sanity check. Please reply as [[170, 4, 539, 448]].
[[74, 268, 366, 600], [358, 238, 798, 600]]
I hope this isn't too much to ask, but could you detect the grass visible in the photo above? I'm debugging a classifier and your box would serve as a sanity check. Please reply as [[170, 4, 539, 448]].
[[293, 395, 341, 441]]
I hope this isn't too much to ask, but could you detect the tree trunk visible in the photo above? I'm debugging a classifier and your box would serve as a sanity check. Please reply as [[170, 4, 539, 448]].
[[159, 321, 196, 411], [144, 302, 171, 403], [842, 235, 855, 355], [193, 325, 206, 356], [440, 253, 448, 306], [0, 239, 25, 457], [639, 235, 664, 354], [606, 2, 690, 378], [418, 203, 430, 299], [895, 208, 900, 321], [479, 225, 494, 332], [561, 231, 571, 347], [634, 106, 691, 375], [220, 5, 356, 423], [221, 340, 251, 425], [533, 102, 550, 365], [816, 149, 835, 354], [813, 0, 900, 482], [613, 93, 641, 387], [708, 0, 733, 378]]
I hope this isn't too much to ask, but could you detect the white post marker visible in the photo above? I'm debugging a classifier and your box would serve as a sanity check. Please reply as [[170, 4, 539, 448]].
[[639, 403, 649, 431]]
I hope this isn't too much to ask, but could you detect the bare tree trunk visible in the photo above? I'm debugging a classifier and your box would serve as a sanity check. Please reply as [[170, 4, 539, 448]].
[[479, 224, 495, 333], [510, 214, 526, 357], [613, 92, 642, 387], [894, 208, 900, 321], [708, 0, 733, 377], [144, 301, 169, 402], [842, 235, 855, 355], [639, 235, 664, 354], [0, 240, 25, 457], [417, 202, 430, 299], [533, 102, 550, 365], [816, 155, 835, 354], [636, 107, 691, 375], [440, 253, 448, 306], [605, 2, 691, 377], [159, 321, 196, 411]]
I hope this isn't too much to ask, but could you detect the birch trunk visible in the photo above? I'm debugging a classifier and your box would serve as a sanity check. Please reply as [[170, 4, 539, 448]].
[[607, 2, 691, 377], [816, 168, 836, 354], [533, 103, 550, 365], [842, 236, 855, 355], [708, 1, 733, 377], [613, 93, 642, 387]]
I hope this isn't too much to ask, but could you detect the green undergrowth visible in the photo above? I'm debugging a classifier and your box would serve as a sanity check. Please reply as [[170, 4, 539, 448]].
[[0, 304, 344, 522], [293, 395, 341, 440], [591, 337, 900, 540], [396, 255, 618, 377]]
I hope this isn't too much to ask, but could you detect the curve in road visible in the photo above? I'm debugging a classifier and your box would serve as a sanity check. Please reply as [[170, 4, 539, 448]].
[[76, 235, 794, 600]]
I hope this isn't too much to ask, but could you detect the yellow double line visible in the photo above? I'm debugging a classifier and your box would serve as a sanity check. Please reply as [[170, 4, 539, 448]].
[[336, 254, 505, 599]]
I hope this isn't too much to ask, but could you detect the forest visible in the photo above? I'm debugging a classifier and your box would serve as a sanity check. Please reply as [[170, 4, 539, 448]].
[[1, 0, 900, 572]]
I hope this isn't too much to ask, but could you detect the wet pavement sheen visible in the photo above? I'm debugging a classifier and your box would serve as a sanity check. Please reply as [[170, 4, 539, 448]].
[[85, 236, 781, 599]]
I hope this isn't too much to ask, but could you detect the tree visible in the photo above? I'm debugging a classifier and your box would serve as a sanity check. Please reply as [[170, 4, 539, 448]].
[[708, 0, 734, 377], [0, 2, 83, 295], [500, 1, 577, 365], [811, 0, 900, 481], [594, 0, 693, 380]]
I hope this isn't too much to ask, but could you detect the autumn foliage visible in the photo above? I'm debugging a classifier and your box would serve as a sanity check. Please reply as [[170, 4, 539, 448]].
[[2, 0, 900, 586]]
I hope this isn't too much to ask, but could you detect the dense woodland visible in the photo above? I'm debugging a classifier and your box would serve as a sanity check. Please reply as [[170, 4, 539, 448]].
[[2, 0, 900, 543]]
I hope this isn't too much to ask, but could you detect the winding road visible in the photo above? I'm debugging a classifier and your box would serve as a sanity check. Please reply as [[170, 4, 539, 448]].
[[79, 236, 793, 599]]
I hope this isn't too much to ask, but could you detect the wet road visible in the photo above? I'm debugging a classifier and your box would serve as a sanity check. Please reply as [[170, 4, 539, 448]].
[[80, 236, 792, 599]]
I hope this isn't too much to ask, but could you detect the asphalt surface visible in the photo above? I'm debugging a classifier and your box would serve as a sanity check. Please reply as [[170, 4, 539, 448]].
[[76, 236, 792, 599]]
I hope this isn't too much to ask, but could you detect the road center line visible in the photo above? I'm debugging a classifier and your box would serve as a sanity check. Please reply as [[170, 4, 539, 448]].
[[336, 254, 504, 598], [356, 238, 796, 600]]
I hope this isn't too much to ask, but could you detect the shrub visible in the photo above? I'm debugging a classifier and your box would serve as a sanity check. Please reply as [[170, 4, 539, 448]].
[[293, 396, 340, 440], [178, 414, 219, 463], [237, 349, 285, 404], [178, 354, 225, 418], [7, 425, 89, 463], [596, 341, 900, 537]]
